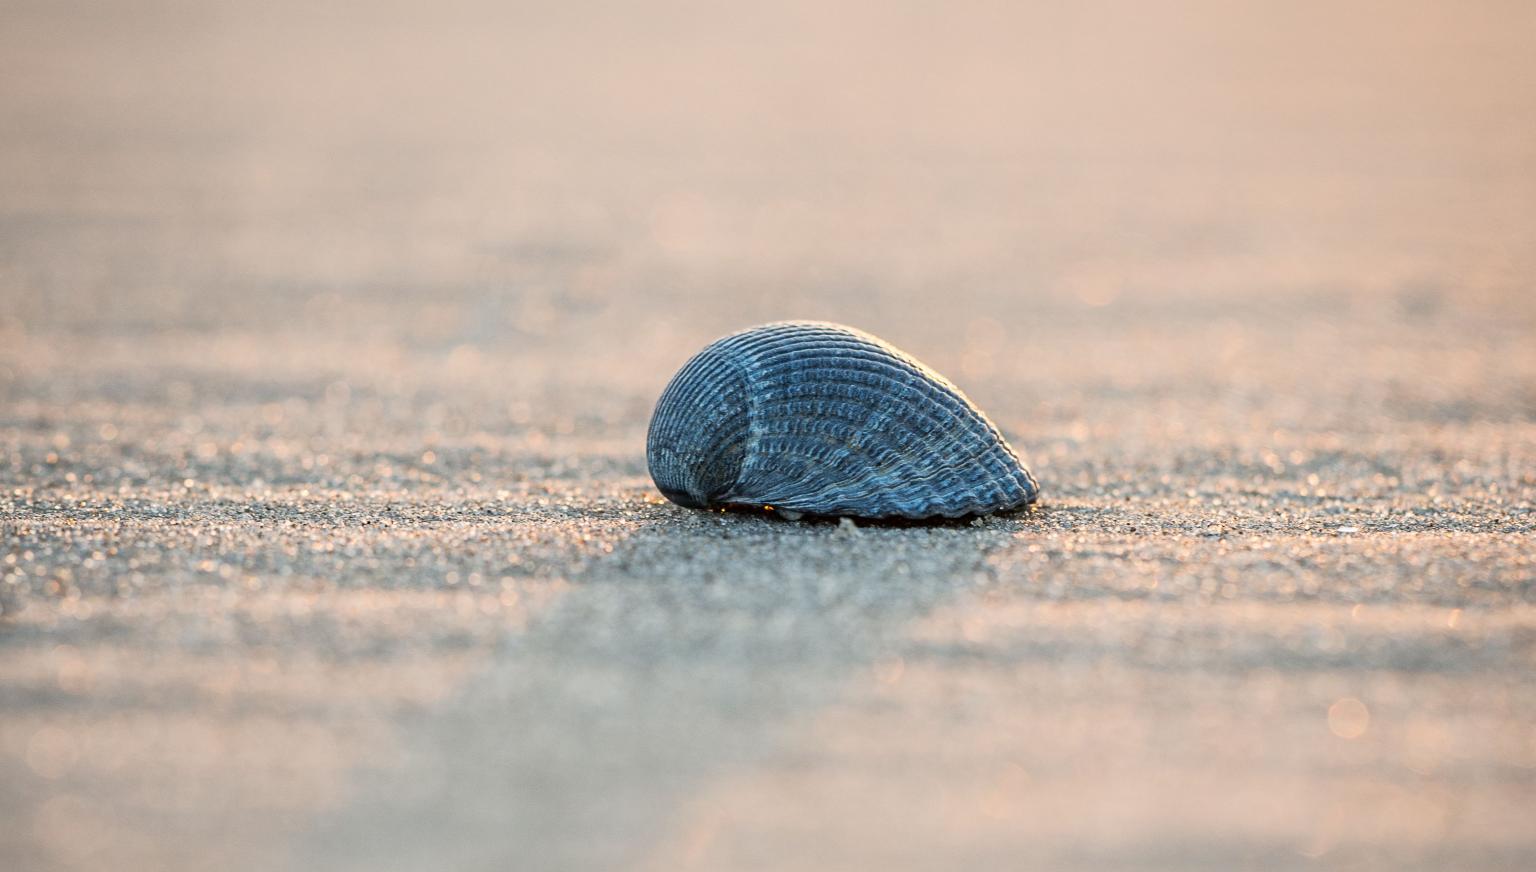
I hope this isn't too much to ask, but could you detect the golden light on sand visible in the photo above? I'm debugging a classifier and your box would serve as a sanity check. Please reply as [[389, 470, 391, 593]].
[[1328, 698, 1370, 740], [25, 726, 80, 779], [4, 0, 1535, 866], [873, 655, 906, 686]]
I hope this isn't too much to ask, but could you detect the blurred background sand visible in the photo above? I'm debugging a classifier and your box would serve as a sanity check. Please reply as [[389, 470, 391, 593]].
[[2, 2, 1534, 870]]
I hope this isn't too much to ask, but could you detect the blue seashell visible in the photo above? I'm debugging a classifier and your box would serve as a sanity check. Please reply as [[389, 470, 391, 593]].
[[647, 321, 1040, 519]]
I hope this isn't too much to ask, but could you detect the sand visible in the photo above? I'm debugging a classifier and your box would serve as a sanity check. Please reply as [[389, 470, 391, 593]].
[[2, 2, 1535, 870]]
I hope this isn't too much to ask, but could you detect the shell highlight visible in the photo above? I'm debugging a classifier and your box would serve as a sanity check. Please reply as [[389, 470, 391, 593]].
[[647, 321, 1040, 520]]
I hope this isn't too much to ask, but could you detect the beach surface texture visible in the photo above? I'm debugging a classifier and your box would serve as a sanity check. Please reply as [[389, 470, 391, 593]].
[[2, 2, 1534, 869]]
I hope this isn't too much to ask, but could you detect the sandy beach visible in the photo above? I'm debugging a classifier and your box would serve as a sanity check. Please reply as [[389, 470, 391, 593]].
[[2, 2, 1535, 869]]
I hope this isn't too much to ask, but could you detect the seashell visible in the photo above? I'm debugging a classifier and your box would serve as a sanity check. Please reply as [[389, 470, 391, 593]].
[[647, 321, 1040, 520]]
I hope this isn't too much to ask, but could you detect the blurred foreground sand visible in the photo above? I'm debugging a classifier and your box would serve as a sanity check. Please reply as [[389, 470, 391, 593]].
[[2, 2, 1535, 870]]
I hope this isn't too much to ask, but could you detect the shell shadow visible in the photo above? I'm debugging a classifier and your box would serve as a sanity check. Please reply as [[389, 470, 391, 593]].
[[294, 490, 1051, 871], [709, 502, 1049, 530]]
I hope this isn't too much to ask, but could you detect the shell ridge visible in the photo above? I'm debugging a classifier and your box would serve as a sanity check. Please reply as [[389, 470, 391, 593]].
[[646, 342, 753, 507], [734, 385, 1026, 515], [729, 323, 1032, 515]]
